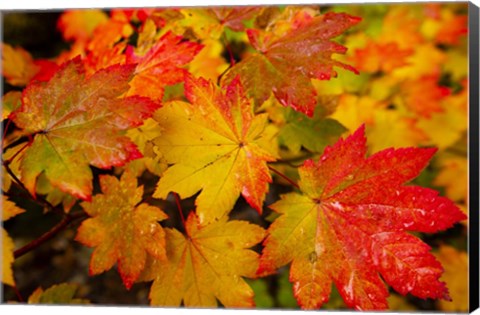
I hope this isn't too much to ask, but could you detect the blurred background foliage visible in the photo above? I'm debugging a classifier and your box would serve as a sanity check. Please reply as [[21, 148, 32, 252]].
[[1, 2, 469, 311]]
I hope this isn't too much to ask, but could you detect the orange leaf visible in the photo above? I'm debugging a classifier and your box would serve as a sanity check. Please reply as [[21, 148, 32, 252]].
[[352, 41, 413, 73], [126, 32, 203, 101], [76, 170, 168, 289]]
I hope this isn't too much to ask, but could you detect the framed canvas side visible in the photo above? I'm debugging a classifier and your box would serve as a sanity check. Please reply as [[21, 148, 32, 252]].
[[469, 1, 480, 312]]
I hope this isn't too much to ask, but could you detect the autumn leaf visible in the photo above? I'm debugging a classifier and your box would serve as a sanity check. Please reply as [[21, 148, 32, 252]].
[[144, 213, 265, 307], [391, 43, 446, 80], [209, 6, 261, 31], [366, 109, 428, 153], [274, 104, 347, 154], [154, 75, 277, 224], [188, 38, 229, 81], [1, 43, 57, 86], [2, 196, 25, 287], [75, 170, 167, 289], [35, 173, 77, 213], [435, 245, 468, 312], [125, 118, 167, 177], [2, 43, 40, 86], [87, 10, 133, 53], [126, 31, 203, 101], [258, 125, 466, 310], [433, 155, 468, 203], [399, 75, 450, 118], [222, 12, 361, 117], [2, 91, 22, 120], [378, 6, 423, 49], [28, 283, 89, 304], [10, 58, 159, 200], [351, 41, 413, 73], [57, 9, 109, 42]]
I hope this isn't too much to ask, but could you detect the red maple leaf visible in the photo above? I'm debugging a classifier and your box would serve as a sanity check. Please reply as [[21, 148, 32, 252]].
[[222, 11, 360, 117], [258, 125, 466, 310]]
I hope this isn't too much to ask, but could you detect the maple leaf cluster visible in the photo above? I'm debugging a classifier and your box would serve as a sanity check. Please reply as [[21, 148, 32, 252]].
[[1, 3, 468, 312]]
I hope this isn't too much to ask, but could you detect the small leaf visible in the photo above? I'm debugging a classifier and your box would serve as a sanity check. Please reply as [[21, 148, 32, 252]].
[[126, 31, 203, 101], [76, 170, 167, 289], [2, 196, 26, 287], [2, 91, 22, 121], [277, 105, 347, 154], [27, 283, 89, 304], [57, 9, 108, 42], [1, 43, 39, 86], [435, 246, 468, 312]]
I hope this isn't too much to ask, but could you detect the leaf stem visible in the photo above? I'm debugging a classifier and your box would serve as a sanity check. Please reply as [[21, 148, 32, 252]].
[[12, 284, 24, 302], [13, 212, 87, 259], [3, 141, 29, 165], [173, 192, 186, 228], [268, 166, 300, 189], [3, 162, 61, 215], [1, 118, 12, 149], [3, 134, 29, 152]]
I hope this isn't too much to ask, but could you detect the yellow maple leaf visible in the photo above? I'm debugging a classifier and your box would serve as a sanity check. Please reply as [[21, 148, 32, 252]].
[[153, 75, 277, 225], [416, 91, 467, 149], [435, 246, 468, 312], [434, 155, 467, 203], [330, 94, 386, 133], [367, 109, 428, 153], [2, 196, 25, 287], [144, 213, 265, 307], [1, 43, 40, 86], [57, 9, 108, 42], [391, 43, 446, 80]]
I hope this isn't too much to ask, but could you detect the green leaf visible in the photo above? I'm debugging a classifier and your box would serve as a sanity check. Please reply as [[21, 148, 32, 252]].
[[28, 283, 89, 304]]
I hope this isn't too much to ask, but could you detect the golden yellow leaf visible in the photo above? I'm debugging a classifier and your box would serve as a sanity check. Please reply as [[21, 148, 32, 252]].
[[1, 43, 39, 86], [434, 155, 467, 203], [435, 246, 468, 312], [145, 213, 265, 307], [57, 9, 108, 42], [367, 109, 427, 153], [416, 96, 467, 149], [391, 43, 446, 80], [330, 94, 386, 133], [2, 196, 25, 286]]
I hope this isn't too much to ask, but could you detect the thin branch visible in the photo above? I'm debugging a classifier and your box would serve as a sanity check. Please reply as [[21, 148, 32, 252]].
[[13, 212, 87, 259], [1, 119, 12, 149], [268, 165, 300, 189], [3, 141, 29, 165], [2, 135, 29, 152], [3, 162, 62, 215], [12, 284, 24, 302]]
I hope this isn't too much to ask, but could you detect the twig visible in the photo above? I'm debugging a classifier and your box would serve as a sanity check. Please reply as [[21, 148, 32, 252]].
[[12, 284, 24, 302], [13, 212, 87, 259], [268, 165, 300, 189], [3, 162, 62, 215]]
